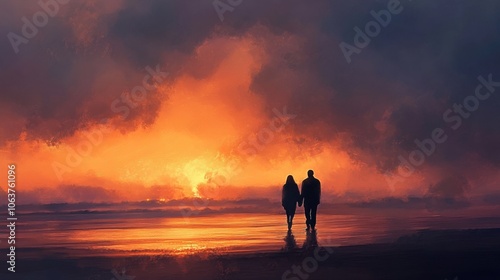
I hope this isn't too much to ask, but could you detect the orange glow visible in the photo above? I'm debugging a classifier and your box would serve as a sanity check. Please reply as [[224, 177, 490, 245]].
[[0, 33, 430, 203], [54, 213, 400, 256]]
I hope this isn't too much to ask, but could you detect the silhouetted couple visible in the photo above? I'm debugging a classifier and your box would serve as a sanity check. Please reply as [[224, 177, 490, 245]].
[[281, 170, 321, 231]]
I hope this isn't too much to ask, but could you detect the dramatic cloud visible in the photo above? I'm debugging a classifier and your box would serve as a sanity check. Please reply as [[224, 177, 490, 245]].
[[0, 0, 499, 203]]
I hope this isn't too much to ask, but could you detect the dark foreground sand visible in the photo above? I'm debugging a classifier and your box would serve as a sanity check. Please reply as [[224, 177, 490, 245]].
[[3, 228, 500, 280]]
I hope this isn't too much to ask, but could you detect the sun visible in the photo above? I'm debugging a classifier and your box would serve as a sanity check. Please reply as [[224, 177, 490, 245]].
[[181, 157, 218, 197]]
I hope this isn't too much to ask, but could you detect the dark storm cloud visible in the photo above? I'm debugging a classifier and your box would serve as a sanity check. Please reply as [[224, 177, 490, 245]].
[[0, 0, 499, 182], [246, 0, 500, 176], [427, 175, 470, 199]]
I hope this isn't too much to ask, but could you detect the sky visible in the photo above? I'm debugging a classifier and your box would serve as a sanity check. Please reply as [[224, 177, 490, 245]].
[[0, 0, 499, 205]]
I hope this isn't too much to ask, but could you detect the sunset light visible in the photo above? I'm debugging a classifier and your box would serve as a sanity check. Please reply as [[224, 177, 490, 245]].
[[1, 0, 500, 279]]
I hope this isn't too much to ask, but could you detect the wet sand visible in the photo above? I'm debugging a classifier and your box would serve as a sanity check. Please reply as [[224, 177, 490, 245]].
[[18, 211, 500, 255], [3, 228, 500, 280]]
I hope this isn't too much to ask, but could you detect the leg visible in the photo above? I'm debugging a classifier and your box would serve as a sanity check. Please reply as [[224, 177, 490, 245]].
[[304, 204, 311, 229], [289, 205, 296, 229], [310, 204, 318, 229], [285, 208, 291, 224]]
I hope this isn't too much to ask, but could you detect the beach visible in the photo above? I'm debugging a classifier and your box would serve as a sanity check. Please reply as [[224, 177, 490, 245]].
[[3, 228, 500, 280], [2, 203, 500, 279]]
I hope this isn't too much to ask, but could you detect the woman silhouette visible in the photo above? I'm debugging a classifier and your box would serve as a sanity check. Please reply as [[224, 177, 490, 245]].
[[282, 175, 301, 230]]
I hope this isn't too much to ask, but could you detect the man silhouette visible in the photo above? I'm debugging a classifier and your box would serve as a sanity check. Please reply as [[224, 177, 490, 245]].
[[300, 170, 321, 231]]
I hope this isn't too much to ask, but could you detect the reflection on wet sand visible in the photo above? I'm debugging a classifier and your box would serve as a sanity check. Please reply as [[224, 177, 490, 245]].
[[303, 229, 319, 250], [283, 228, 319, 252], [19, 212, 500, 256], [283, 230, 298, 252]]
